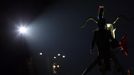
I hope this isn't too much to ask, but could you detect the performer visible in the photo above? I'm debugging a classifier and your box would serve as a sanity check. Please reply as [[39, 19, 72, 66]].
[[81, 5, 128, 75]]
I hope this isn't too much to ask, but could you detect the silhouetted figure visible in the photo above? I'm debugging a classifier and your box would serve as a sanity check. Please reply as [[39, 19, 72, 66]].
[[82, 6, 128, 75], [82, 18, 126, 75]]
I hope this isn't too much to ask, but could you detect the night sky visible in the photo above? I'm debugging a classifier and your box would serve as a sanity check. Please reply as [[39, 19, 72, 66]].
[[0, 0, 134, 75]]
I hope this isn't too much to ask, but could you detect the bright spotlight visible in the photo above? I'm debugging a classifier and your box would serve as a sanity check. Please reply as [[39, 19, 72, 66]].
[[18, 25, 28, 34]]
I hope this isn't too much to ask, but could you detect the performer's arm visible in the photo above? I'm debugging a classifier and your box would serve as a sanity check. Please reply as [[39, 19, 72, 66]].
[[108, 30, 119, 48]]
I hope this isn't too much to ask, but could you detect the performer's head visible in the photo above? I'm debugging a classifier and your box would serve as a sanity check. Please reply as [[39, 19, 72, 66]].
[[98, 6, 104, 20], [97, 6, 106, 29]]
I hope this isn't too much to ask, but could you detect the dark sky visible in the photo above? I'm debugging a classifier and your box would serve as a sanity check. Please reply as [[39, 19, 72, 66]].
[[0, 0, 134, 75]]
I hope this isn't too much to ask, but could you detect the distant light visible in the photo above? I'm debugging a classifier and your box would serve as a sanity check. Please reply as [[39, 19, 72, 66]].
[[57, 53, 61, 56], [53, 64, 56, 69], [57, 65, 60, 68], [54, 56, 56, 59], [39, 52, 43, 55], [18, 25, 28, 34], [62, 55, 66, 58]]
